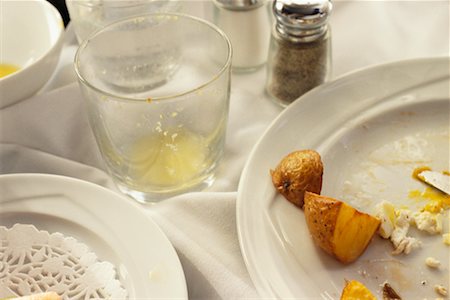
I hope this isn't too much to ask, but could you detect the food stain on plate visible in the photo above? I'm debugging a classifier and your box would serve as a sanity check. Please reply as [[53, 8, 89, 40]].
[[340, 128, 449, 212], [409, 186, 450, 212], [409, 166, 450, 213], [359, 259, 414, 291], [334, 126, 449, 298], [0, 63, 20, 78]]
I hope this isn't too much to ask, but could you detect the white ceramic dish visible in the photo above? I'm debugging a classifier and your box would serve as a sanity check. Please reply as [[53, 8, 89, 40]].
[[0, 174, 188, 299], [237, 57, 449, 299], [0, 0, 64, 108]]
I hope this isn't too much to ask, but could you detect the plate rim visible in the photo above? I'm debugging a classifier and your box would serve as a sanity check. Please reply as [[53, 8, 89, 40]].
[[236, 56, 450, 298], [0, 173, 188, 299]]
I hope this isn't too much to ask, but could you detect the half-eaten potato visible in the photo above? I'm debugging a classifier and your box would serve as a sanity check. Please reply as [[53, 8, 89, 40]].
[[304, 191, 381, 264]]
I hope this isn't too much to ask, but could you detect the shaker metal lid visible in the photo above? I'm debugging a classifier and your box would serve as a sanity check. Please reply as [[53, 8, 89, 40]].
[[214, 0, 266, 10], [273, 0, 332, 29]]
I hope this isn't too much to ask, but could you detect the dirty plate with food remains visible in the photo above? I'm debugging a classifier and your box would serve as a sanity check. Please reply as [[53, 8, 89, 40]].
[[237, 57, 449, 299]]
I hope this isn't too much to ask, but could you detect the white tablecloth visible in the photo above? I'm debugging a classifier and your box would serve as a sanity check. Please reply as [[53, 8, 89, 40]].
[[1, 1, 449, 299]]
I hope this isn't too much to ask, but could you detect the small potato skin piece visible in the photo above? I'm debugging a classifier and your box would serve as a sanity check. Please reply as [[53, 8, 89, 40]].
[[304, 192, 381, 264], [270, 150, 323, 208]]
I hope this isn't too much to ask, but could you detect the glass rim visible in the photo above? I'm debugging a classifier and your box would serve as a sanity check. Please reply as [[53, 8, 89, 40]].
[[74, 12, 232, 103], [67, 0, 178, 9]]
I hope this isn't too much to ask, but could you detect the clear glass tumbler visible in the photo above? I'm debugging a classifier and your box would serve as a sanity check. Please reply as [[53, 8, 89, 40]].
[[74, 13, 232, 203], [66, 0, 182, 43]]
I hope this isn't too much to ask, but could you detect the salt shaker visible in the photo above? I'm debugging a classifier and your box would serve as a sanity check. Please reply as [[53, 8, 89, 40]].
[[266, 0, 332, 106], [213, 0, 271, 72]]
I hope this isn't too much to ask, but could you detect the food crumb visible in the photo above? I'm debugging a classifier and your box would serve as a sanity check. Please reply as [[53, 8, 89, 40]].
[[358, 269, 368, 277], [382, 282, 402, 299], [425, 257, 441, 268], [421, 280, 427, 285], [443, 233, 450, 245], [434, 284, 448, 296]]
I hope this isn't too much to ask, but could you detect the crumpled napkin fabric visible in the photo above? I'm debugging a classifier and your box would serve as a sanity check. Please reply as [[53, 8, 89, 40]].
[[0, 76, 280, 299]]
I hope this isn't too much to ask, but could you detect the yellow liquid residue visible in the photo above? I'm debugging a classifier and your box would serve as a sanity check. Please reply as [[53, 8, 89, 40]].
[[127, 128, 209, 187], [409, 187, 450, 213], [411, 165, 431, 181], [0, 63, 20, 78], [410, 166, 450, 212]]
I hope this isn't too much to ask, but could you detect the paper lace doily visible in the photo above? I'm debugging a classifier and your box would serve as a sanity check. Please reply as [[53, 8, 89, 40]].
[[0, 224, 127, 299]]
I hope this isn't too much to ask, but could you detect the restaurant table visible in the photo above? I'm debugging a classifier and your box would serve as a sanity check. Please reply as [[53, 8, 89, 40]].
[[1, 1, 449, 299]]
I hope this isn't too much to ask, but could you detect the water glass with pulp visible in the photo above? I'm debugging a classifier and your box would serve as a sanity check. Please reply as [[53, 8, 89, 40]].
[[74, 13, 232, 203]]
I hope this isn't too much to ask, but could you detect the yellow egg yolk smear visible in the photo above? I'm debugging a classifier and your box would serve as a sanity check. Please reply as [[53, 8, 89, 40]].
[[0, 63, 20, 78], [410, 166, 450, 212], [412, 166, 432, 181], [409, 187, 450, 213]]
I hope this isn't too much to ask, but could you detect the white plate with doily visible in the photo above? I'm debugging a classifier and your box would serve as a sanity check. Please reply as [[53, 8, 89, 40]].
[[0, 173, 187, 299], [237, 57, 449, 299]]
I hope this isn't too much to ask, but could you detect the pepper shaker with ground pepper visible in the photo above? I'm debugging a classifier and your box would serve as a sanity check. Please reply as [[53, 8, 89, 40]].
[[266, 0, 332, 107]]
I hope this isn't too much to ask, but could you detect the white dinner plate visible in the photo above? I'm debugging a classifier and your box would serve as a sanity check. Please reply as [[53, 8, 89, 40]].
[[237, 57, 449, 299], [0, 173, 187, 299]]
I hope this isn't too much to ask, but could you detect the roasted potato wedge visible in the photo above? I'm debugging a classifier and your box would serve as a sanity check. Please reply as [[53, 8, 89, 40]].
[[340, 280, 377, 300], [304, 191, 381, 263], [270, 150, 323, 208]]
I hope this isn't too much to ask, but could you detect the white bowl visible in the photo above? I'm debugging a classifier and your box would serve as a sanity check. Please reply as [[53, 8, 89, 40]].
[[0, 0, 64, 108]]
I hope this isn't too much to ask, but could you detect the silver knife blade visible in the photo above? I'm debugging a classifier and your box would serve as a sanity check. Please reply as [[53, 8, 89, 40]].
[[418, 170, 450, 195]]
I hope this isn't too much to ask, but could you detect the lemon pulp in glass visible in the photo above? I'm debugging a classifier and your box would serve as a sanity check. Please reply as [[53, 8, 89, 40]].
[[0, 63, 20, 78], [118, 127, 220, 191]]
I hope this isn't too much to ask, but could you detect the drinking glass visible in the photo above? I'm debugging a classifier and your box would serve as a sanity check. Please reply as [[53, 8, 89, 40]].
[[74, 13, 232, 203], [66, 0, 182, 43]]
